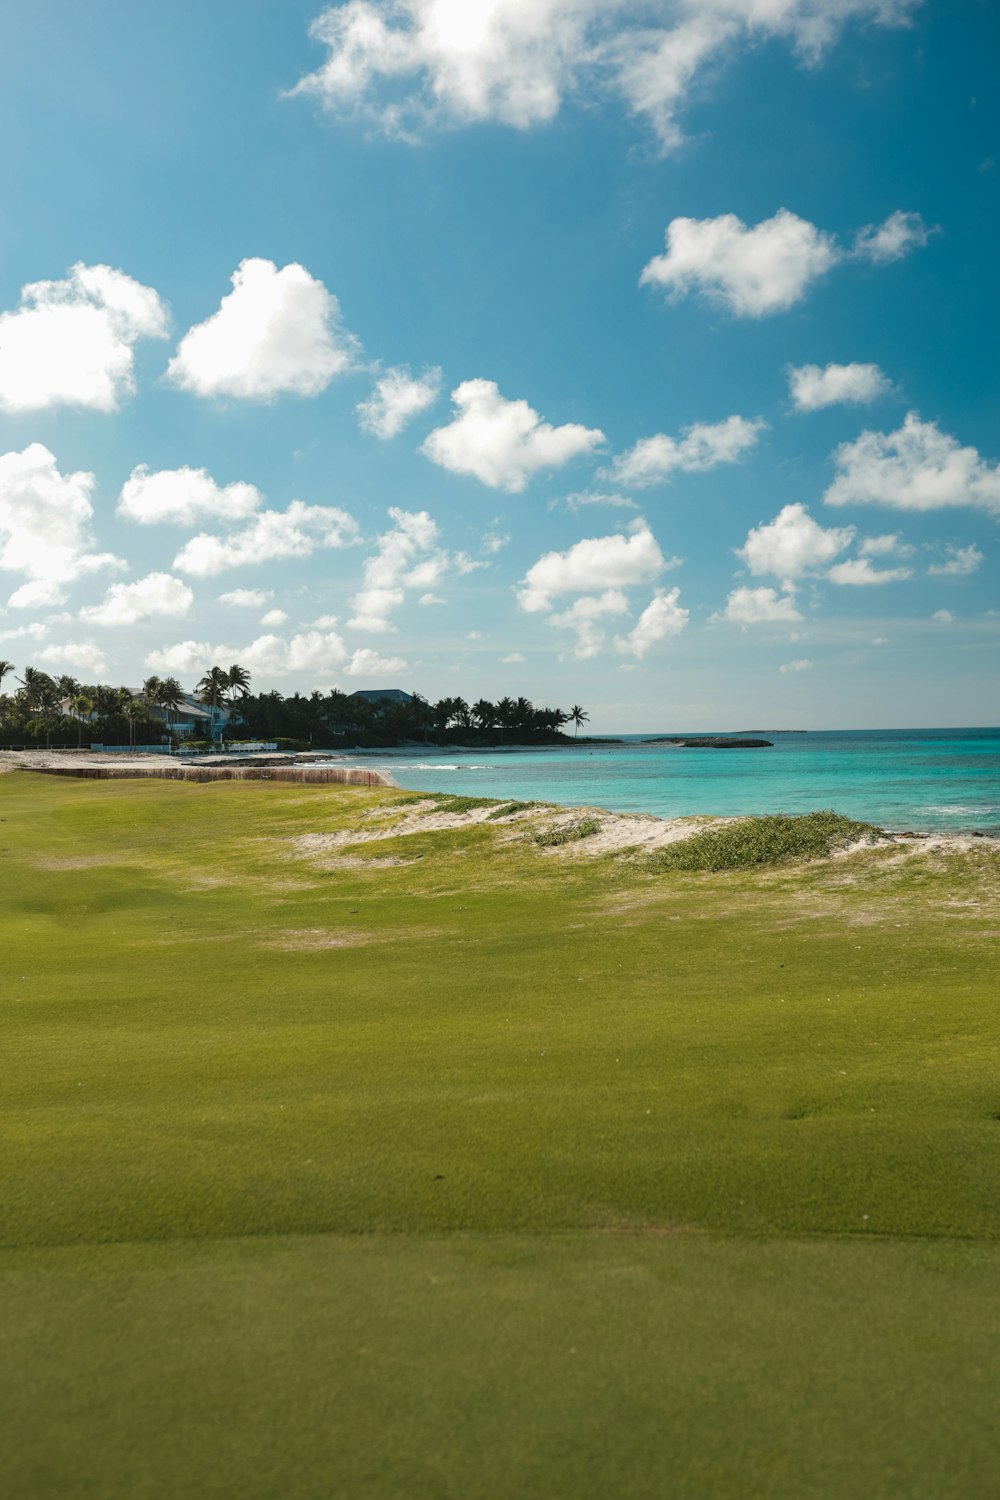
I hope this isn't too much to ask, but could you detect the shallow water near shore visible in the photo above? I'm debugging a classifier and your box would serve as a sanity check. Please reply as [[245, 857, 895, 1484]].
[[359, 727, 1000, 833]]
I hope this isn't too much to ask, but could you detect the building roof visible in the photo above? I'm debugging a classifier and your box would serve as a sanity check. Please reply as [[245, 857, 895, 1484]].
[[347, 688, 414, 705]]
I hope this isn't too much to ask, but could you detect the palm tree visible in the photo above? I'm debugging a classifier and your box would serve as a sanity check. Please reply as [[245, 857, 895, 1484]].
[[71, 693, 94, 748], [0, 660, 14, 698], [472, 699, 495, 732], [196, 666, 229, 743], [226, 663, 251, 704], [123, 696, 145, 748], [18, 667, 58, 710], [158, 677, 185, 743], [569, 704, 589, 737]]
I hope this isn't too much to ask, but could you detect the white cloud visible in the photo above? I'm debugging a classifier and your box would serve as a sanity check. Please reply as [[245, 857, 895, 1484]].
[[260, 608, 289, 626], [555, 490, 638, 513], [549, 588, 631, 659], [219, 588, 272, 607], [166, 258, 360, 401], [640, 209, 840, 316], [641, 205, 929, 318], [738, 503, 854, 583], [290, 1, 919, 150], [0, 620, 53, 644], [312, 613, 339, 627], [118, 465, 263, 525], [501, 651, 526, 663], [852, 210, 933, 264], [609, 414, 764, 487], [7, 580, 70, 610], [37, 640, 109, 679], [825, 412, 1000, 515], [789, 361, 893, 411], [0, 262, 167, 413], [928, 544, 984, 577], [614, 588, 689, 659], [482, 530, 510, 554], [146, 629, 349, 681], [779, 658, 812, 674], [517, 521, 666, 613], [827, 558, 912, 585], [932, 609, 954, 623], [344, 647, 407, 678], [418, 593, 445, 606], [349, 508, 449, 632], [422, 379, 604, 492], [357, 365, 441, 438], [715, 587, 803, 624], [173, 501, 359, 576], [858, 532, 912, 558], [0, 443, 127, 605], [79, 573, 194, 627]]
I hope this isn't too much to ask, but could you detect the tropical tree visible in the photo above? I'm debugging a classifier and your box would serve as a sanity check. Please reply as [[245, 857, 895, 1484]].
[[123, 695, 146, 748], [226, 664, 251, 705], [569, 704, 589, 737], [196, 666, 229, 742], [0, 660, 14, 698], [158, 677, 185, 742], [18, 667, 58, 710], [71, 694, 95, 747]]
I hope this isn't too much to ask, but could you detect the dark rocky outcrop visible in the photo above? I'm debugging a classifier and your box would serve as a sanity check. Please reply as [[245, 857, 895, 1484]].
[[643, 737, 774, 749]]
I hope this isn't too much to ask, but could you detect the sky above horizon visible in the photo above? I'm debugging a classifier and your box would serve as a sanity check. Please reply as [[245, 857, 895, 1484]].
[[0, 0, 997, 730]]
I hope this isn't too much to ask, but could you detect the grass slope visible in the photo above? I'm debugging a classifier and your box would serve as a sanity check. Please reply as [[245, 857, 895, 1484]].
[[2, 773, 998, 1499]]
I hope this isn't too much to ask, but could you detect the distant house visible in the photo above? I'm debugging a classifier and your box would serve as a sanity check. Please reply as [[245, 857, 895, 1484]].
[[347, 689, 414, 707], [143, 693, 229, 740]]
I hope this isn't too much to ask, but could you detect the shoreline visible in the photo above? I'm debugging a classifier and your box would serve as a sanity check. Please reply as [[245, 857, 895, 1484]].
[[2, 748, 997, 846]]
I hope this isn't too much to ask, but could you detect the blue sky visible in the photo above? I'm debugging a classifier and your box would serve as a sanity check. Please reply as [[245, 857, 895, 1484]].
[[0, 0, 996, 728]]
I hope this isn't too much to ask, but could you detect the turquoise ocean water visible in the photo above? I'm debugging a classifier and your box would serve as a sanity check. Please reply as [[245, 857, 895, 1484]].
[[357, 729, 1000, 833]]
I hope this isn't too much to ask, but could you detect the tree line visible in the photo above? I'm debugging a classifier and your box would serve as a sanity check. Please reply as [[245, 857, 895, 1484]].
[[0, 659, 589, 748]]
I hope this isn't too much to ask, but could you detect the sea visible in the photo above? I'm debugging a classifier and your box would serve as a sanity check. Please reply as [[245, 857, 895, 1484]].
[[349, 728, 1000, 834]]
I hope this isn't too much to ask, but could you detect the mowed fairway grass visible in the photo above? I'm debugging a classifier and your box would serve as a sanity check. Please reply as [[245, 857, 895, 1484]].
[[2, 770, 998, 1500]]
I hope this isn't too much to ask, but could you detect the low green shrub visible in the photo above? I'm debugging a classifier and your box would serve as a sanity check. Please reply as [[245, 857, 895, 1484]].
[[486, 800, 546, 820], [420, 795, 499, 816], [531, 817, 602, 847], [649, 811, 884, 872]]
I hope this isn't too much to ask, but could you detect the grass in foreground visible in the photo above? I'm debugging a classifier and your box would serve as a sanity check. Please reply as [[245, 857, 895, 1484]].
[[1, 772, 998, 1500]]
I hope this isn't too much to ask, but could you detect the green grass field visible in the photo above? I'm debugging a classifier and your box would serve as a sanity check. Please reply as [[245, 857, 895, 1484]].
[[2, 771, 998, 1499]]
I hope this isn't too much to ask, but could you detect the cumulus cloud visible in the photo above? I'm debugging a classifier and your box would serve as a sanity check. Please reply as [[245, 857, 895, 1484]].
[[219, 588, 272, 607], [0, 444, 126, 606], [555, 490, 638, 513], [608, 414, 764, 487], [0, 262, 168, 413], [779, 658, 812, 674], [422, 379, 604, 491], [852, 210, 933, 264], [166, 259, 360, 400], [349, 508, 448, 631], [289, 1, 919, 150], [343, 646, 407, 678], [789, 361, 893, 411], [517, 521, 667, 613], [357, 365, 441, 438], [858, 532, 912, 558], [261, 608, 289, 626], [173, 501, 359, 576], [79, 572, 195, 627], [641, 209, 840, 316], [418, 593, 445, 606], [932, 609, 954, 623], [928, 544, 984, 577], [614, 588, 689, 658], [549, 588, 631, 659], [738, 503, 854, 583], [827, 557, 912, 585], [501, 651, 526, 664], [37, 640, 109, 678], [715, 587, 803, 624], [118, 465, 264, 525], [146, 629, 350, 680], [641, 207, 928, 317], [825, 413, 1000, 515]]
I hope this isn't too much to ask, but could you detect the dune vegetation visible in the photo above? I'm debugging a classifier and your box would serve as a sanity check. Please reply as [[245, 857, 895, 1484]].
[[2, 771, 998, 1500]]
